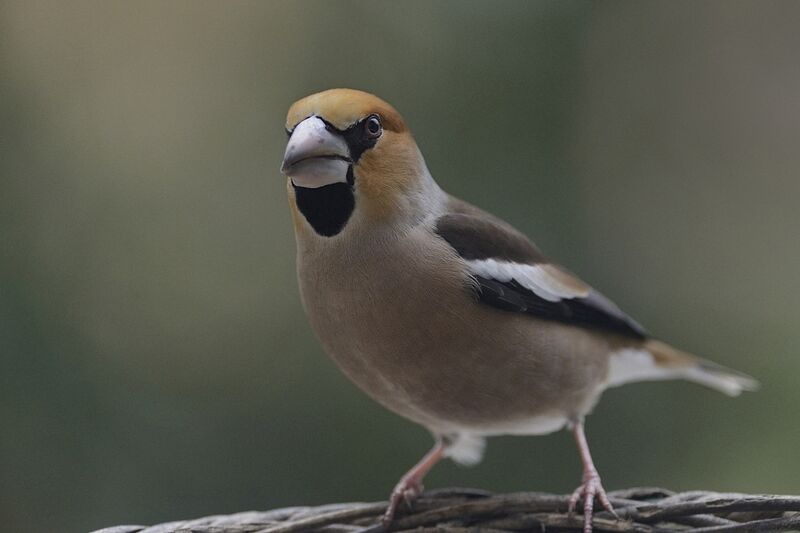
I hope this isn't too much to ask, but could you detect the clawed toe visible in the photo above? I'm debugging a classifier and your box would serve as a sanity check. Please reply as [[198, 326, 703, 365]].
[[380, 441, 447, 527], [567, 421, 620, 533], [381, 479, 423, 525], [568, 473, 617, 533]]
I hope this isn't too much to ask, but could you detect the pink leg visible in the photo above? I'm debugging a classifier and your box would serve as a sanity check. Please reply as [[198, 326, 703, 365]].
[[381, 440, 446, 525], [568, 420, 618, 533]]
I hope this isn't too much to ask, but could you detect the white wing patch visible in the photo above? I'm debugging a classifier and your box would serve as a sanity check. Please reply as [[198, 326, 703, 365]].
[[466, 259, 590, 302]]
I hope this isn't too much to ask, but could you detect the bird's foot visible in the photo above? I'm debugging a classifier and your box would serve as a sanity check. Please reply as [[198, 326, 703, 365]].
[[381, 477, 423, 526], [568, 470, 618, 533], [378, 440, 446, 527]]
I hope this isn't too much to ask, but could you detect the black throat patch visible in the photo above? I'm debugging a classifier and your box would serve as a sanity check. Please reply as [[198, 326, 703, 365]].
[[293, 180, 355, 237], [288, 116, 379, 237]]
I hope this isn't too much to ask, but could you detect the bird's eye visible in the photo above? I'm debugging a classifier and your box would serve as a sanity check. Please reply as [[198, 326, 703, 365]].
[[364, 115, 382, 138]]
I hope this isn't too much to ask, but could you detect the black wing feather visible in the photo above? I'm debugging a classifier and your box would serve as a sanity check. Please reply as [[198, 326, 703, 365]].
[[435, 209, 648, 340], [475, 277, 647, 339]]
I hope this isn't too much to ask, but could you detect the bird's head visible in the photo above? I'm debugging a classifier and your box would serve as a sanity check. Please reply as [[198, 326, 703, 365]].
[[281, 89, 439, 238]]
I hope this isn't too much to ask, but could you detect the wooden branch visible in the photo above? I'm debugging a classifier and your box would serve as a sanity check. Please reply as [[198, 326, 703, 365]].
[[90, 487, 800, 533]]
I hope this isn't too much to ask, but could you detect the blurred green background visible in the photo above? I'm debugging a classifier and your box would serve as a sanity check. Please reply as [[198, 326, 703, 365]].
[[1, 1, 798, 532]]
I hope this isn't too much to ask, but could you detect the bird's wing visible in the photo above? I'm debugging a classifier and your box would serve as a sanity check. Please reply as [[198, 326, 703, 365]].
[[434, 210, 648, 340]]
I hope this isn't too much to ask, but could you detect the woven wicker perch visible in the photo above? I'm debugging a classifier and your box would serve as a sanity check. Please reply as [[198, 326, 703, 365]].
[[91, 487, 800, 533]]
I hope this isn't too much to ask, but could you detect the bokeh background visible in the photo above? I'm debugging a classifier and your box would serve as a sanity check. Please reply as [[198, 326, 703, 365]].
[[2, 1, 798, 532]]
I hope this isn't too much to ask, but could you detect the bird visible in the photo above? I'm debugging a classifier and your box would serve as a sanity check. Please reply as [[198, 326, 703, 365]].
[[279, 88, 758, 533]]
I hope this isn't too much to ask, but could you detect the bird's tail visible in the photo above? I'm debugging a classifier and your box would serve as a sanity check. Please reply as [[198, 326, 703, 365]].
[[606, 339, 759, 396]]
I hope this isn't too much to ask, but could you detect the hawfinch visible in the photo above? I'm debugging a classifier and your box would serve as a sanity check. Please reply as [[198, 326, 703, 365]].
[[279, 88, 757, 533]]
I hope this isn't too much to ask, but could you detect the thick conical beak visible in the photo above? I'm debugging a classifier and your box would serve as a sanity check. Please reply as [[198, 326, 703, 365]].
[[281, 116, 351, 188]]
